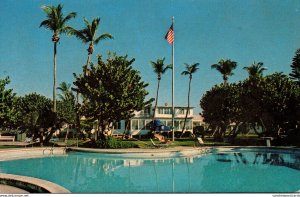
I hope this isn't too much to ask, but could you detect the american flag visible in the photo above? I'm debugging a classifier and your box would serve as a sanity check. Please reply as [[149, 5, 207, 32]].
[[165, 24, 174, 44]]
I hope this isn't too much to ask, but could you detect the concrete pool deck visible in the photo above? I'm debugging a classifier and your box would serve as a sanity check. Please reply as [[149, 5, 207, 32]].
[[0, 184, 29, 193], [0, 173, 71, 193], [0, 147, 67, 161]]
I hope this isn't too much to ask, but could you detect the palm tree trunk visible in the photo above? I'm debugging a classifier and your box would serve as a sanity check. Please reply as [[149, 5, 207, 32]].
[[75, 91, 82, 138], [180, 77, 192, 137], [86, 53, 91, 67], [53, 42, 57, 112], [153, 79, 160, 121], [223, 75, 228, 86]]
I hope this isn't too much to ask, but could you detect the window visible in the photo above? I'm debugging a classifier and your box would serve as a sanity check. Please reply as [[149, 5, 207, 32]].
[[139, 120, 145, 130], [164, 108, 172, 114], [166, 120, 172, 128], [158, 108, 164, 114], [145, 120, 152, 129], [180, 121, 185, 130], [177, 108, 184, 114], [174, 120, 180, 130], [141, 108, 151, 116], [114, 121, 121, 130], [186, 120, 192, 130], [158, 108, 172, 114], [131, 120, 138, 130]]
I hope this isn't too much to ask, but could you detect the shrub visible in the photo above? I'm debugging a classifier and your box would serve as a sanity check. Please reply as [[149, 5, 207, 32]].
[[81, 137, 138, 149]]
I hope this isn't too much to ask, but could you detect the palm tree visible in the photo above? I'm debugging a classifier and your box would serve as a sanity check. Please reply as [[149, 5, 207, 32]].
[[57, 82, 75, 102], [69, 17, 113, 68], [180, 63, 199, 137], [40, 4, 76, 113], [150, 58, 171, 120], [243, 61, 267, 78], [57, 82, 76, 143], [211, 59, 237, 85]]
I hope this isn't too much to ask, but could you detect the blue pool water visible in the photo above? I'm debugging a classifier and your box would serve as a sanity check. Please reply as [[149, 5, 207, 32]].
[[0, 148, 300, 193]]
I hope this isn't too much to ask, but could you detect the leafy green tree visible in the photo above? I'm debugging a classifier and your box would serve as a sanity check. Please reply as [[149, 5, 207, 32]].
[[180, 63, 199, 137], [290, 48, 300, 85], [40, 4, 76, 113], [150, 58, 171, 119], [0, 77, 16, 129], [243, 61, 267, 79], [201, 72, 300, 142], [16, 93, 56, 146], [211, 59, 237, 85], [261, 73, 300, 136], [73, 53, 153, 145], [239, 73, 300, 138], [200, 84, 241, 140], [69, 17, 113, 67], [238, 77, 266, 136]]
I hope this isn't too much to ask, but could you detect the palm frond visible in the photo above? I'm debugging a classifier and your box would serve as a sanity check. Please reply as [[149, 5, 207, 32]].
[[40, 4, 76, 35], [211, 64, 219, 69], [94, 33, 113, 44], [190, 63, 200, 73], [244, 61, 266, 77], [162, 64, 171, 73], [68, 27, 89, 43], [91, 17, 100, 38], [166, 64, 173, 70], [39, 19, 51, 28], [40, 5, 52, 17], [181, 70, 190, 75], [151, 58, 164, 74], [182, 63, 199, 76], [62, 12, 77, 24]]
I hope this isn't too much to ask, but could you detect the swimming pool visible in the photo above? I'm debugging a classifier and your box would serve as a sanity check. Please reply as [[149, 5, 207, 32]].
[[0, 148, 299, 193]]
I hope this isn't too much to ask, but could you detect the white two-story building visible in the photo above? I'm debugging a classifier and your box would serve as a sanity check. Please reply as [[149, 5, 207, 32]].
[[113, 104, 205, 137]]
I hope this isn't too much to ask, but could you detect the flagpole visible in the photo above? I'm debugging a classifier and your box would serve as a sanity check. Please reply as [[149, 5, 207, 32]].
[[172, 16, 175, 142]]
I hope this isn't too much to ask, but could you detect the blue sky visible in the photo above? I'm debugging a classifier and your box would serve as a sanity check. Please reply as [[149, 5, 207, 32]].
[[1, 0, 300, 114]]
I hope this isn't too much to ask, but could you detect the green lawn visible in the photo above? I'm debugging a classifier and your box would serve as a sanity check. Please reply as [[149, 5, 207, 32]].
[[0, 145, 21, 149], [122, 138, 230, 148]]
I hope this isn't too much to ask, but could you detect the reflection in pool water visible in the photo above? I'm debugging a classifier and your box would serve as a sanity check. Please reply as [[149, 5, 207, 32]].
[[217, 151, 300, 171], [0, 149, 300, 193]]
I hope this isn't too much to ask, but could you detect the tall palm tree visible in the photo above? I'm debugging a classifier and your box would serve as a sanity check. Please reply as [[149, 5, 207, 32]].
[[69, 17, 113, 68], [243, 61, 267, 78], [180, 63, 199, 137], [211, 59, 237, 85], [40, 4, 76, 113], [150, 58, 171, 120]]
